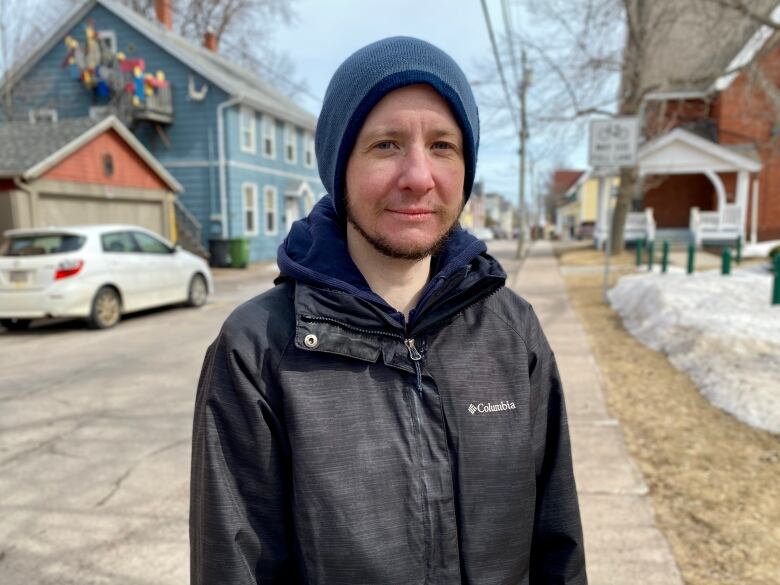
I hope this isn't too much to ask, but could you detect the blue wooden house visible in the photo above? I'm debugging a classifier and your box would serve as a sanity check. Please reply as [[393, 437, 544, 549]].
[[0, 0, 323, 262]]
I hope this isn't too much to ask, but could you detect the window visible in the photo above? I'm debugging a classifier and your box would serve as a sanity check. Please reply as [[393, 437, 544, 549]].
[[97, 30, 117, 57], [264, 186, 278, 235], [240, 106, 256, 153], [102, 153, 114, 177], [101, 232, 138, 253], [304, 132, 315, 168], [4, 234, 85, 256], [132, 231, 172, 254], [28, 108, 58, 124], [285, 123, 297, 164], [243, 183, 259, 235], [262, 114, 276, 159]]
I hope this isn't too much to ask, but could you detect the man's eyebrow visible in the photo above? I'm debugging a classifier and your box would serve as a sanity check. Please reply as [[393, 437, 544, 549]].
[[359, 127, 462, 142]]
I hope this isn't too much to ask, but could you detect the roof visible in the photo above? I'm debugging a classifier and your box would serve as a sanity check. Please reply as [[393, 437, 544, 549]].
[[638, 128, 762, 173], [640, 0, 780, 94], [1, 0, 317, 130], [0, 117, 98, 175], [563, 169, 592, 202], [0, 115, 183, 191], [551, 170, 585, 197], [715, 5, 780, 91]]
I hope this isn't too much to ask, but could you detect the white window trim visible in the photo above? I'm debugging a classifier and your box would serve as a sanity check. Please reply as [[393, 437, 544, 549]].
[[262, 114, 276, 160], [264, 185, 279, 235], [243, 182, 259, 236], [285, 123, 297, 164], [97, 30, 117, 54], [28, 108, 58, 124], [304, 132, 315, 168], [240, 106, 256, 154]]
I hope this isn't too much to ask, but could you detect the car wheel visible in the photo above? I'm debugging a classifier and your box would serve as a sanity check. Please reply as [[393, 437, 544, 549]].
[[186, 274, 208, 308], [0, 318, 31, 331], [88, 287, 121, 329]]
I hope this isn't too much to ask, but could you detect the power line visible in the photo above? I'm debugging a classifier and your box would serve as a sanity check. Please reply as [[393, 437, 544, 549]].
[[480, 0, 519, 133]]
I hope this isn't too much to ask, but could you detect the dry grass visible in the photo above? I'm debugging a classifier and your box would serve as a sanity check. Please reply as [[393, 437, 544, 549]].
[[557, 246, 780, 585]]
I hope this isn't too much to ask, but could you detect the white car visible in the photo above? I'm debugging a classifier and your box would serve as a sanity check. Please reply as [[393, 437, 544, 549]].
[[0, 225, 214, 330]]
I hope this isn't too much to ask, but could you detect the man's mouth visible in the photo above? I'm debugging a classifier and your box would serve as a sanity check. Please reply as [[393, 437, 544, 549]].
[[387, 208, 435, 216]]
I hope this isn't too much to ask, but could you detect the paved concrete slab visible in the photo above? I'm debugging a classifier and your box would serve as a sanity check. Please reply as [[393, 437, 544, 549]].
[[495, 240, 684, 585]]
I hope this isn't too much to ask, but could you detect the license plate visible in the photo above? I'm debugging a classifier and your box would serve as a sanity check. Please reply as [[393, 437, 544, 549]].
[[9, 271, 30, 287]]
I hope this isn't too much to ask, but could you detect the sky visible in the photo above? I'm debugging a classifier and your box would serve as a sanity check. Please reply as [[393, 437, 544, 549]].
[[272, 0, 564, 208]]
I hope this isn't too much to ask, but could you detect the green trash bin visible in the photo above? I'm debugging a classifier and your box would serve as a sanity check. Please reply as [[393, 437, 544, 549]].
[[228, 237, 250, 268]]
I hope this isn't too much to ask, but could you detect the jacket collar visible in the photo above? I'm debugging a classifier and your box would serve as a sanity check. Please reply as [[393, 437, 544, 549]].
[[277, 195, 506, 333]]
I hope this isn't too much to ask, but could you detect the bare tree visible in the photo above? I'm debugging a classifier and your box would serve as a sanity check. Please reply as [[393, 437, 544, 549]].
[[498, 0, 776, 252], [0, 0, 77, 117], [116, 0, 309, 100]]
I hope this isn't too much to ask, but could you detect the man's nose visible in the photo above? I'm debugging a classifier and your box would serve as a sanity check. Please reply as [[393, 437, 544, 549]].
[[398, 145, 435, 194]]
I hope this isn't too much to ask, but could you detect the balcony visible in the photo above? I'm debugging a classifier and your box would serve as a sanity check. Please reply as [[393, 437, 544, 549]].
[[116, 85, 174, 125]]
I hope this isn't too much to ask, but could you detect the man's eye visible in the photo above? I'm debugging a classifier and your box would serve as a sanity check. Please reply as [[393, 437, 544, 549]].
[[374, 141, 394, 150], [432, 142, 454, 150]]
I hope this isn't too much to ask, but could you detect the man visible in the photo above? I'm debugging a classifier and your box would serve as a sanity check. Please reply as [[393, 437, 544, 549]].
[[190, 36, 587, 584]]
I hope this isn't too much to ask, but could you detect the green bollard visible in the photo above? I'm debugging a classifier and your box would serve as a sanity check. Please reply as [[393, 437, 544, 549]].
[[687, 242, 696, 275], [773, 255, 780, 305], [636, 239, 644, 267], [647, 240, 655, 271], [736, 235, 742, 264], [661, 241, 670, 274], [721, 248, 731, 275]]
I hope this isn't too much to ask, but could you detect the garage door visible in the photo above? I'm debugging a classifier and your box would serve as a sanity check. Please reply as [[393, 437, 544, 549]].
[[38, 194, 165, 236]]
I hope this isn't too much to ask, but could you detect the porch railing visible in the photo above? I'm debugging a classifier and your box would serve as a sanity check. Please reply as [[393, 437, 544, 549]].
[[174, 198, 209, 259], [690, 205, 743, 246], [624, 207, 656, 243], [594, 207, 656, 248]]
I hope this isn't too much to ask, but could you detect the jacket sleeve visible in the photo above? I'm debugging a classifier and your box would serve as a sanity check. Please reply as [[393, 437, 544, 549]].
[[526, 308, 588, 585], [189, 326, 296, 584]]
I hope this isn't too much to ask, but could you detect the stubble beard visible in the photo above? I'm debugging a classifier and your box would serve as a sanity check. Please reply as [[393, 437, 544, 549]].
[[345, 193, 462, 261]]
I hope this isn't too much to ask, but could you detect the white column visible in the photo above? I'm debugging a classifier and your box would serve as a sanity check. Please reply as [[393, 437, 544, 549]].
[[736, 171, 749, 239], [751, 178, 759, 245], [595, 176, 610, 249], [703, 169, 727, 222]]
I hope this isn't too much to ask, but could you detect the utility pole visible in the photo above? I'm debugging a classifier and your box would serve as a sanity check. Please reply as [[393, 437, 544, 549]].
[[515, 49, 531, 259]]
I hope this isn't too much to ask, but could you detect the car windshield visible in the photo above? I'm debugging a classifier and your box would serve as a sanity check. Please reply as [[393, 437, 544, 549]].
[[2, 234, 86, 256]]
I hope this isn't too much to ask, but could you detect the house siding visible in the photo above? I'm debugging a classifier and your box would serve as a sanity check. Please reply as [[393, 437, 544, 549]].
[[2, 2, 325, 259], [713, 40, 780, 240], [42, 129, 169, 189], [224, 104, 322, 260]]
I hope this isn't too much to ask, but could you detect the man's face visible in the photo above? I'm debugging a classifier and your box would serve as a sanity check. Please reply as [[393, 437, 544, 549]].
[[345, 84, 465, 260]]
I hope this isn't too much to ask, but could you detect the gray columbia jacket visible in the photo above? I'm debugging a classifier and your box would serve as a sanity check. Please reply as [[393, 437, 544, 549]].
[[190, 197, 587, 585]]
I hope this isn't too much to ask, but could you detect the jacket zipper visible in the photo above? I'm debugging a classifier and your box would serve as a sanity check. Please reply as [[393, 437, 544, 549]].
[[404, 339, 423, 399], [404, 337, 430, 579]]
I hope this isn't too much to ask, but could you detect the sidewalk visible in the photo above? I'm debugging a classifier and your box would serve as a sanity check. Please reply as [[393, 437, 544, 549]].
[[504, 241, 684, 585]]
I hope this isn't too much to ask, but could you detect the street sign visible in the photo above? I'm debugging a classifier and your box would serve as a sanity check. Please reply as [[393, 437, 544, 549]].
[[589, 117, 639, 168]]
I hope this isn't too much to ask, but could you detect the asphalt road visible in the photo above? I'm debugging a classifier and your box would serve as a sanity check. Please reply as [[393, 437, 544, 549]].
[[0, 263, 279, 585]]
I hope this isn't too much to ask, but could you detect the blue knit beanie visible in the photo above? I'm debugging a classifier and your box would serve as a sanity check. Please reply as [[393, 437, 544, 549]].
[[315, 36, 480, 220]]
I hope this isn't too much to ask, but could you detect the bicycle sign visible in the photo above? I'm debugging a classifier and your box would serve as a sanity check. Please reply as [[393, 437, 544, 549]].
[[588, 117, 639, 168]]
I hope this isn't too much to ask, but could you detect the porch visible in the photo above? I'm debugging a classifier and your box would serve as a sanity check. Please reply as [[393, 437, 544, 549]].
[[594, 128, 762, 248]]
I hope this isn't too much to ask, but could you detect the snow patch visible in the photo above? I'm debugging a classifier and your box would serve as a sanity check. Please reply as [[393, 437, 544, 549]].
[[608, 271, 780, 434]]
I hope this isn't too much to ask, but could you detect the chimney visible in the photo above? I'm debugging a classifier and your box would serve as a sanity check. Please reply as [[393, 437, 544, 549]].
[[204, 29, 218, 52], [155, 0, 173, 31]]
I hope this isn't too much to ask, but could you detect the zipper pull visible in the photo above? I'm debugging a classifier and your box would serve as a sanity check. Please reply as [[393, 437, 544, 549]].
[[404, 339, 422, 361]]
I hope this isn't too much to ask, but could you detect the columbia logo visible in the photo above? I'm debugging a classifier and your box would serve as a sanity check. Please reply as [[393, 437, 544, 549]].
[[468, 400, 517, 415]]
